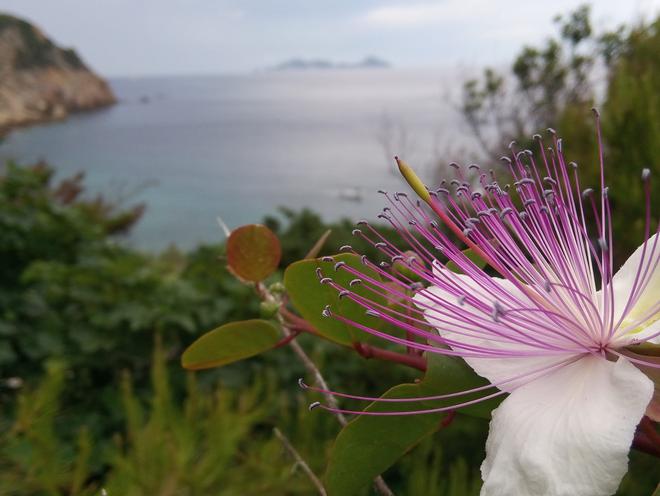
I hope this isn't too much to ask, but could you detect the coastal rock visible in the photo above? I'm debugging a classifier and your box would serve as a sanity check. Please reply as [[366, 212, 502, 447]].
[[0, 13, 115, 136]]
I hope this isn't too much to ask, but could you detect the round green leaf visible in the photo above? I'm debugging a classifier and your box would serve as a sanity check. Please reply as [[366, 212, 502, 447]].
[[284, 253, 386, 345], [181, 319, 280, 370], [227, 225, 281, 282]]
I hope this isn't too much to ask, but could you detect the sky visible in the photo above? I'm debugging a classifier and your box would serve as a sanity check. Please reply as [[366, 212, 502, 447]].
[[2, 0, 659, 77]]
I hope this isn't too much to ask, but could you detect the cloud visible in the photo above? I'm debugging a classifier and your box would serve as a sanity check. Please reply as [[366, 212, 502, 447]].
[[360, 2, 496, 27]]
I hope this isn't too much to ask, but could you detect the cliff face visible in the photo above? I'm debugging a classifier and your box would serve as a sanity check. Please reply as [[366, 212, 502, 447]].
[[0, 14, 116, 136]]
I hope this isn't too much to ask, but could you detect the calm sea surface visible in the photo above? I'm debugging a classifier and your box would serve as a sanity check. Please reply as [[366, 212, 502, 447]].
[[0, 70, 467, 250]]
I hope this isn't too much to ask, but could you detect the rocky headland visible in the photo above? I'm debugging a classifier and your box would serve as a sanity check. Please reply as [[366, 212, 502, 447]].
[[0, 13, 115, 137]]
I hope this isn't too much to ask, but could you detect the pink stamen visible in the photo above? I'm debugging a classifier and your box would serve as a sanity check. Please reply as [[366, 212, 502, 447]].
[[305, 121, 658, 417]]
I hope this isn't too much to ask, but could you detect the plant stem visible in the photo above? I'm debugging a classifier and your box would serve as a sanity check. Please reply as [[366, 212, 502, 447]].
[[259, 283, 397, 496], [286, 335, 395, 495], [274, 427, 327, 496], [353, 342, 426, 372]]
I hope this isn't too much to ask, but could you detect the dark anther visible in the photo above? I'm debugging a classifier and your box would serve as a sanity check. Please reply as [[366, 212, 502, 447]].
[[334, 261, 346, 271]]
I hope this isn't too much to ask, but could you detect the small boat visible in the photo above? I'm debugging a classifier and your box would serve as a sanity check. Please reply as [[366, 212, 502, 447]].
[[339, 187, 363, 202]]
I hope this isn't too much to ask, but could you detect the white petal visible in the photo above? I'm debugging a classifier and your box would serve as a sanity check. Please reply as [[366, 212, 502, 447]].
[[481, 356, 654, 496], [414, 273, 573, 391], [609, 233, 660, 342], [633, 318, 660, 345]]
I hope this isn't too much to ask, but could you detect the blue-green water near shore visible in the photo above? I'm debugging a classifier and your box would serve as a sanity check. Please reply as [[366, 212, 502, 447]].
[[0, 69, 464, 250]]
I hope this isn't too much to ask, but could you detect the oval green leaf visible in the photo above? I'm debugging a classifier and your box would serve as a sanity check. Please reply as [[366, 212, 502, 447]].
[[227, 224, 281, 282], [421, 353, 504, 419], [324, 382, 444, 496], [181, 319, 280, 370], [284, 254, 386, 345], [324, 353, 503, 495]]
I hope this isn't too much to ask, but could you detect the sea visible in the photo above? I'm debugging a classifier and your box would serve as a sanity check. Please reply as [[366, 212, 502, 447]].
[[0, 69, 471, 250]]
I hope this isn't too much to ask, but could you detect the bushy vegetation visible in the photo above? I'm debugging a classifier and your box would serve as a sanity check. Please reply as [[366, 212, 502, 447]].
[[460, 6, 659, 264], [0, 163, 495, 494], [1, 5, 658, 495]]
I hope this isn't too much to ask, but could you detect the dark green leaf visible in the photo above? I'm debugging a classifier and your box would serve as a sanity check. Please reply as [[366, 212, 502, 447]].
[[181, 319, 280, 370], [421, 353, 504, 419], [446, 248, 488, 273], [324, 382, 444, 496], [284, 254, 386, 345], [324, 353, 503, 495]]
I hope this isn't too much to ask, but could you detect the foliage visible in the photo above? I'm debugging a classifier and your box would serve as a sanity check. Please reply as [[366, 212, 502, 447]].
[[181, 319, 281, 370], [0, 338, 491, 496], [0, 360, 96, 496], [460, 4, 600, 155], [602, 18, 660, 259], [459, 7, 659, 264], [1, 6, 659, 494], [0, 162, 257, 462], [284, 253, 388, 346]]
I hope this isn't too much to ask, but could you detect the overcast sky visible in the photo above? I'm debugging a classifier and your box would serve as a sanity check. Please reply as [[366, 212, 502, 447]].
[[3, 0, 659, 77]]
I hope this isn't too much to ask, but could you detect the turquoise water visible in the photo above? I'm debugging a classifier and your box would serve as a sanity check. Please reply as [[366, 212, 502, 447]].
[[0, 69, 462, 250]]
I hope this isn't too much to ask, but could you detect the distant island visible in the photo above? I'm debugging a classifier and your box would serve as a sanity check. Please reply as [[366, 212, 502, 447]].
[[270, 56, 391, 71], [0, 13, 115, 137]]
